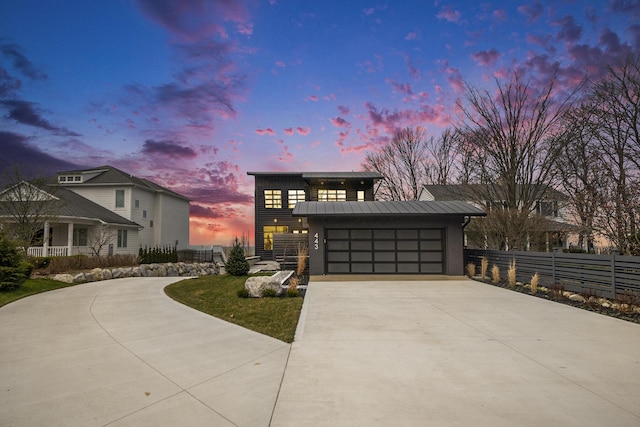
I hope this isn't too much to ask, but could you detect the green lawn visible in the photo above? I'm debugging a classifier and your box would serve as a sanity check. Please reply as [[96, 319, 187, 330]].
[[0, 278, 77, 308], [165, 274, 304, 343]]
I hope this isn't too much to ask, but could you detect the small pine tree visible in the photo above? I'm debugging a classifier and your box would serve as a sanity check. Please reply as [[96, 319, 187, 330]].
[[0, 233, 32, 291], [226, 237, 250, 276]]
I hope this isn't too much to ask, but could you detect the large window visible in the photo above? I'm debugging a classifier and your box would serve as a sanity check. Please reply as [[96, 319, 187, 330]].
[[264, 190, 282, 208], [318, 189, 346, 201], [288, 189, 306, 208], [73, 228, 87, 246], [357, 190, 365, 202], [263, 225, 288, 250], [117, 229, 128, 248], [115, 189, 125, 208]]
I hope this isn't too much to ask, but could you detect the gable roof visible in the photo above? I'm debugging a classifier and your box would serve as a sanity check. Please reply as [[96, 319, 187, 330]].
[[0, 182, 139, 227], [292, 201, 486, 217], [55, 165, 189, 201]]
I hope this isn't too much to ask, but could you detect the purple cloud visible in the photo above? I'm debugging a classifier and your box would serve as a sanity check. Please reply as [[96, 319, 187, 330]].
[[553, 15, 582, 43], [471, 49, 502, 66], [142, 139, 197, 158], [136, 0, 250, 40], [0, 100, 81, 137], [256, 128, 275, 136], [518, 0, 543, 23], [436, 6, 462, 23], [0, 42, 47, 81]]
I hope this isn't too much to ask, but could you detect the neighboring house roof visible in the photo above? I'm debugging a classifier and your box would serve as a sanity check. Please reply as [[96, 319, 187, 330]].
[[420, 184, 567, 202], [55, 165, 190, 201], [0, 182, 141, 227], [247, 171, 384, 180], [292, 201, 486, 217], [0, 183, 140, 227], [53, 186, 140, 227]]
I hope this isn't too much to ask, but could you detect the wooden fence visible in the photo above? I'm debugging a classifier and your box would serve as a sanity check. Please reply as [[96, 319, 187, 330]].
[[464, 249, 640, 300]]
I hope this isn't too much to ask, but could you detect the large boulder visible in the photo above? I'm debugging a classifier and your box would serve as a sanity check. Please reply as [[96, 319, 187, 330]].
[[244, 276, 283, 298]]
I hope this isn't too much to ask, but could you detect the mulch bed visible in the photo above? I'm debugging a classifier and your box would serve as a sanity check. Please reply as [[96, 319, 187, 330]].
[[471, 277, 640, 325]]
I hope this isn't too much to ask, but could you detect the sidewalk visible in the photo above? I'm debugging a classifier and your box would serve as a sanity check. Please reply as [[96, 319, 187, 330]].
[[271, 279, 640, 426]]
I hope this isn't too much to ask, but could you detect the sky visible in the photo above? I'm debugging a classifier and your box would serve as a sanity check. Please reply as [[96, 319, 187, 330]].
[[1, 0, 639, 246]]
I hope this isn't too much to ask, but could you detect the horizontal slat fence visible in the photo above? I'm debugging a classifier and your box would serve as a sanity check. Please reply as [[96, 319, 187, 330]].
[[465, 249, 640, 300], [273, 234, 309, 274]]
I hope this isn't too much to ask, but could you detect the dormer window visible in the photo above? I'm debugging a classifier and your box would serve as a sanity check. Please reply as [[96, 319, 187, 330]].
[[57, 174, 83, 183]]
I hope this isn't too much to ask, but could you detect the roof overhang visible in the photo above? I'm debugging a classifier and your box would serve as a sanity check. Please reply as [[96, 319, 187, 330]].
[[292, 201, 487, 217]]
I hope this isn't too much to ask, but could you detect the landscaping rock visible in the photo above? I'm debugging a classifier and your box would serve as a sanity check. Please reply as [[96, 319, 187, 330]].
[[73, 273, 87, 284], [53, 273, 74, 283], [569, 294, 586, 303], [245, 276, 283, 298]]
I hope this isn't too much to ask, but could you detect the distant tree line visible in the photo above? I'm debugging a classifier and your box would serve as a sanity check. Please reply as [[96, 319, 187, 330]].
[[363, 54, 640, 255]]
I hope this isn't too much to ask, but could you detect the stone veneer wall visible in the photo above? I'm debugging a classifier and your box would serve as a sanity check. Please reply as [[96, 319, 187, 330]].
[[51, 262, 219, 284]]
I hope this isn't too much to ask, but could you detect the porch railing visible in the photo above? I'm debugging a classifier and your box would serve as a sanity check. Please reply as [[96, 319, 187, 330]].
[[27, 246, 69, 257]]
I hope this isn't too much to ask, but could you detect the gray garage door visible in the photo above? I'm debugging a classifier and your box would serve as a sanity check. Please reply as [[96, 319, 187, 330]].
[[325, 228, 444, 274]]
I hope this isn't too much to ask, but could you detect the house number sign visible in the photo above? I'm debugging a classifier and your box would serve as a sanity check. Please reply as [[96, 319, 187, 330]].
[[314, 232, 319, 250]]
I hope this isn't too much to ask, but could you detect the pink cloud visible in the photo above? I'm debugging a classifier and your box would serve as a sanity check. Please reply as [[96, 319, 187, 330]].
[[471, 49, 502, 66], [492, 9, 507, 21], [275, 61, 286, 68], [436, 6, 462, 23], [255, 128, 275, 136], [296, 126, 311, 135], [283, 127, 294, 136], [330, 116, 350, 128], [405, 31, 418, 40], [518, 0, 543, 23], [386, 78, 414, 96], [338, 105, 350, 115], [237, 22, 253, 35], [308, 95, 318, 102]]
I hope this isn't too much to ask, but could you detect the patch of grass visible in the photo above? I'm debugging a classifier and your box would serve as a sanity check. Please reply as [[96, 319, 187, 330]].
[[165, 274, 303, 343], [0, 278, 77, 308]]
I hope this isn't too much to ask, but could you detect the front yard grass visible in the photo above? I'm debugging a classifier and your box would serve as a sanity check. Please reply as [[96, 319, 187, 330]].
[[165, 274, 303, 343], [0, 278, 77, 308]]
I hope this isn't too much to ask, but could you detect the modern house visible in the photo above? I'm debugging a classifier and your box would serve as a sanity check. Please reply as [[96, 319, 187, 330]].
[[0, 165, 190, 257], [248, 171, 486, 276]]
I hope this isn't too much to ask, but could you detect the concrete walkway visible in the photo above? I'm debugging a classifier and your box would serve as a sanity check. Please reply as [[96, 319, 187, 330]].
[[0, 277, 290, 426], [271, 279, 640, 427]]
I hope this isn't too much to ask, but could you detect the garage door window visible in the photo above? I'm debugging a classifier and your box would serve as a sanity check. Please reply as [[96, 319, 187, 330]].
[[326, 228, 444, 274]]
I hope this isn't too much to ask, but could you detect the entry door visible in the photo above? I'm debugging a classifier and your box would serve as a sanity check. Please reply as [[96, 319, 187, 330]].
[[325, 228, 444, 274]]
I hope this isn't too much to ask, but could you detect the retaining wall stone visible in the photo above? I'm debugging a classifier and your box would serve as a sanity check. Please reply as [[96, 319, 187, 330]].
[[51, 262, 219, 284]]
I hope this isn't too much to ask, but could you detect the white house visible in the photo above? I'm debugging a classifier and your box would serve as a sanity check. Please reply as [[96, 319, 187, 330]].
[[0, 165, 190, 257]]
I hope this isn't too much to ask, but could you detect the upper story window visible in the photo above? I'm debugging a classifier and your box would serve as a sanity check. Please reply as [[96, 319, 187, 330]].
[[58, 175, 82, 183], [318, 189, 346, 202], [135, 199, 139, 209], [288, 189, 306, 208], [115, 189, 125, 208], [357, 190, 365, 202], [536, 201, 558, 217], [264, 190, 282, 208]]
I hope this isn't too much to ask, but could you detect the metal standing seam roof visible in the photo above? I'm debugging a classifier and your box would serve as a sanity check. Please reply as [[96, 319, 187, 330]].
[[292, 200, 487, 217], [247, 171, 384, 180]]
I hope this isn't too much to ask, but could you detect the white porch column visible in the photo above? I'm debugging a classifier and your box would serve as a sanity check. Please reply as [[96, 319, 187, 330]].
[[67, 222, 74, 256], [43, 221, 50, 256]]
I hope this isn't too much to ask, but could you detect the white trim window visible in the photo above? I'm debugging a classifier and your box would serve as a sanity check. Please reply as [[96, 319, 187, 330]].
[[117, 229, 128, 248], [115, 189, 125, 208], [288, 189, 305, 208]]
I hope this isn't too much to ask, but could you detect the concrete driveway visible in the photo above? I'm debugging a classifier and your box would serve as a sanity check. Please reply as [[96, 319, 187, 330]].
[[271, 279, 640, 427], [0, 277, 290, 426]]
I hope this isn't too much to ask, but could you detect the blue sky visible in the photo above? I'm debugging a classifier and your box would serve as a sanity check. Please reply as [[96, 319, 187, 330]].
[[1, 0, 638, 245]]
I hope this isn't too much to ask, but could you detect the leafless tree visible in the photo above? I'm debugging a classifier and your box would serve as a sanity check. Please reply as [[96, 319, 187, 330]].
[[587, 55, 640, 255], [456, 71, 579, 212], [454, 71, 580, 250], [0, 169, 63, 249], [553, 104, 602, 251], [87, 223, 115, 257], [425, 128, 457, 185], [363, 126, 431, 200]]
